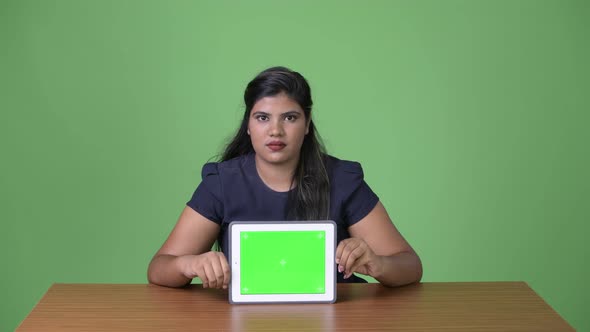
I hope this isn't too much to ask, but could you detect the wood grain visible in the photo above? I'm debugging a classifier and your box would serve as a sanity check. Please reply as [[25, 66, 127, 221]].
[[17, 282, 574, 331]]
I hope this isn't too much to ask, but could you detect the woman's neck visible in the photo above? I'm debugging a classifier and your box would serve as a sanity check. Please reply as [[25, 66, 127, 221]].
[[254, 155, 298, 192]]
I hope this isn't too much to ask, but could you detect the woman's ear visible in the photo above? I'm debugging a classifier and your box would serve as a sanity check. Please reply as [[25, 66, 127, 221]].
[[247, 128, 250, 135], [305, 118, 311, 135]]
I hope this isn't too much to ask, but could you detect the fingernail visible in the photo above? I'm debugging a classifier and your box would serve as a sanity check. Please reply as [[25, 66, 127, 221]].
[[335, 258, 340, 264], [344, 274, 350, 279], [338, 265, 344, 273]]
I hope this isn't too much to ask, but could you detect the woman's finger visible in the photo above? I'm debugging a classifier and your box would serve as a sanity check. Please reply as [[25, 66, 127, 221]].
[[335, 239, 347, 264], [338, 240, 360, 274], [219, 253, 231, 289], [344, 245, 366, 276], [203, 262, 217, 288], [210, 259, 225, 289]]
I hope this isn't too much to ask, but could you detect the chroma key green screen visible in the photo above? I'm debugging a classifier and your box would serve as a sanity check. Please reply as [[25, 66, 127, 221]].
[[240, 231, 326, 295]]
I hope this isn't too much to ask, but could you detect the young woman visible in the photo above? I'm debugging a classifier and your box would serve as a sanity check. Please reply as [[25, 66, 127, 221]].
[[148, 67, 422, 289]]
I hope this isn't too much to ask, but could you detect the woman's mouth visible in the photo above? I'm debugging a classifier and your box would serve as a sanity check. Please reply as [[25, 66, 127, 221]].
[[267, 141, 286, 151]]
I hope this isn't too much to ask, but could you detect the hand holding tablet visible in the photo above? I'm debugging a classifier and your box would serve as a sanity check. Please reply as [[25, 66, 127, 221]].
[[178, 251, 230, 289]]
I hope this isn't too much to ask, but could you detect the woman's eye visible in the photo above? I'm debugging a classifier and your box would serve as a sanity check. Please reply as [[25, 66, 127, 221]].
[[285, 115, 297, 122], [256, 115, 268, 121]]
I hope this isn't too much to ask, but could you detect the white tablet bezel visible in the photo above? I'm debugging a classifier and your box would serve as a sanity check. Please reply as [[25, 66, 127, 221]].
[[229, 221, 336, 304]]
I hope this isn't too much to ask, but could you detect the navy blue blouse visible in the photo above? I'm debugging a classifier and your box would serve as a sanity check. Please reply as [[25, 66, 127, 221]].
[[187, 153, 379, 283]]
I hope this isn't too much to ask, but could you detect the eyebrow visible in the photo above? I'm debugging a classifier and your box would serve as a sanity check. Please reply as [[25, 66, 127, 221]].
[[251, 110, 303, 116]]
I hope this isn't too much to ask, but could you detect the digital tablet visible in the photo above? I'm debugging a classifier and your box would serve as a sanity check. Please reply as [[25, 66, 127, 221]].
[[228, 221, 336, 304]]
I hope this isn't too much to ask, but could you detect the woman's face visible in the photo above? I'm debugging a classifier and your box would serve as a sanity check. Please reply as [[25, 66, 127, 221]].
[[248, 93, 310, 168]]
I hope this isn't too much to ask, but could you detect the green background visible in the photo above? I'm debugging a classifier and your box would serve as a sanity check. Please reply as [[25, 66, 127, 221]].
[[241, 231, 325, 294], [1, 0, 588, 330]]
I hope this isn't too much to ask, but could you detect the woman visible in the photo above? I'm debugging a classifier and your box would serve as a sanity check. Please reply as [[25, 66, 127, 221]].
[[148, 66, 422, 289]]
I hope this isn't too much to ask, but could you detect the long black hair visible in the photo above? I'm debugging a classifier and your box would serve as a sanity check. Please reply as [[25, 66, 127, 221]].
[[221, 66, 330, 220]]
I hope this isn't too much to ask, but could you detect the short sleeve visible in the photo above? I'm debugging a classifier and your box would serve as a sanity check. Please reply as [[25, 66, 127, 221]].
[[337, 161, 379, 226], [186, 163, 224, 224]]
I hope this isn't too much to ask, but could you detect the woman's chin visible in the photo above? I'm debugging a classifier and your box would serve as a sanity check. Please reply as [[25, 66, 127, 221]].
[[256, 151, 296, 166]]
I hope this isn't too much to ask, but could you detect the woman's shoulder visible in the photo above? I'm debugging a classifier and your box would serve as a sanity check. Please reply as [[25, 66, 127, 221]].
[[325, 155, 376, 209], [200, 154, 251, 179], [325, 154, 365, 176]]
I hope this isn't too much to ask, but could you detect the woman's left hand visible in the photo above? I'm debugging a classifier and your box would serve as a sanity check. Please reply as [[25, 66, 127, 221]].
[[335, 238, 384, 279]]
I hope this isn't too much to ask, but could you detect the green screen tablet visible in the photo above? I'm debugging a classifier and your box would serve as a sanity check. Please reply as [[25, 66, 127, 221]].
[[229, 221, 336, 304]]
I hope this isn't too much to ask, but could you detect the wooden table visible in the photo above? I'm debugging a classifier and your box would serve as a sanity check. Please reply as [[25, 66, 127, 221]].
[[17, 282, 574, 331]]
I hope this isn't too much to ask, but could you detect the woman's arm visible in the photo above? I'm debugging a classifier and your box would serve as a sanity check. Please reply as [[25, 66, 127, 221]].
[[335, 201, 423, 287], [147, 207, 230, 289]]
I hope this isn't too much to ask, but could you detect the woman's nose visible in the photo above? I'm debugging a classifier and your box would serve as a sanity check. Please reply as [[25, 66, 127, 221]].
[[269, 120, 284, 136]]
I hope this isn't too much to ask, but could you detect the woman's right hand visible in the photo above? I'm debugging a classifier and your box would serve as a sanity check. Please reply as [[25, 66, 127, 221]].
[[178, 252, 231, 289], [148, 207, 227, 288]]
